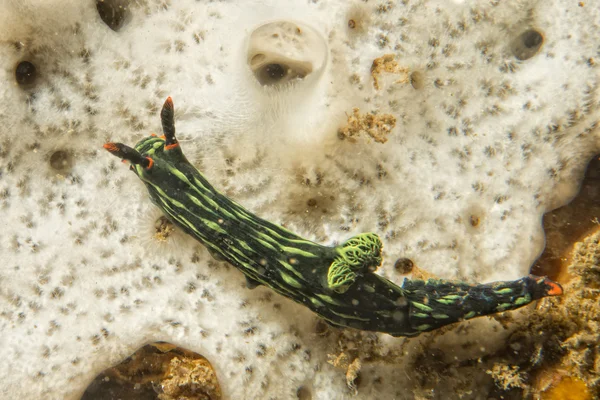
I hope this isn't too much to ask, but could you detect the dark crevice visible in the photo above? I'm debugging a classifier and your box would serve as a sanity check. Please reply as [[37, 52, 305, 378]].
[[531, 154, 600, 281], [15, 61, 37, 86], [49, 150, 73, 172], [512, 29, 544, 60], [96, 0, 130, 32]]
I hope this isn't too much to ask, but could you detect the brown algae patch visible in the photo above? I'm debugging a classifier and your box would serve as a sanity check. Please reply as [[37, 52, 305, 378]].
[[338, 108, 396, 143], [81, 342, 222, 400], [370, 54, 409, 90], [327, 352, 362, 395], [154, 215, 176, 242]]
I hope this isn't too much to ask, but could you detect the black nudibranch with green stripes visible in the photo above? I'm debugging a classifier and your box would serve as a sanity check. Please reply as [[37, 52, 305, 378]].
[[104, 97, 563, 337]]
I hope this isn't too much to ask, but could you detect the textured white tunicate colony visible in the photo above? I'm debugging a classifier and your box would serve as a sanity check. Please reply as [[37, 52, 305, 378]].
[[0, 0, 598, 399]]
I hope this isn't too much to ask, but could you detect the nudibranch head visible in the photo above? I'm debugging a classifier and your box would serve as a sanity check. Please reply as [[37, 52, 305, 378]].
[[104, 97, 188, 185]]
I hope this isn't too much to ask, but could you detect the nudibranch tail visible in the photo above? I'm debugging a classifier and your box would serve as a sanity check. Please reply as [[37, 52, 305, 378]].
[[400, 275, 564, 334]]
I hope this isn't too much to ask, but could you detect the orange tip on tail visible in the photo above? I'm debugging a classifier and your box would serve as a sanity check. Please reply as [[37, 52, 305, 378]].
[[545, 280, 563, 296]]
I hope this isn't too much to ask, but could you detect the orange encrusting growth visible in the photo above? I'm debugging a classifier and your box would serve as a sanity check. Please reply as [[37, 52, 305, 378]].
[[541, 376, 592, 400]]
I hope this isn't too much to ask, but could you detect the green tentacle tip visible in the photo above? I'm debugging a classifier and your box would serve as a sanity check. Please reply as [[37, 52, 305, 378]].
[[327, 233, 383, 293]]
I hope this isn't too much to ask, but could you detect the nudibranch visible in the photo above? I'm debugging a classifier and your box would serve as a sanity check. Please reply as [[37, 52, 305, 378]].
[[104, 97, 563, 337]]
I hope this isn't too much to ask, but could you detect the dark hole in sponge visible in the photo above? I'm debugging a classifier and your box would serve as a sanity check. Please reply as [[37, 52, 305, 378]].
[[297, 386, 312, 400], [410, 71, 423, 90], [49, 150, 73, 172], [15, 61, 36, 85], [394, 257, 414, 274], [265, 64, 286, 80], [523, 30, 543, 48], [513, 29, 544, 60], [255, 63, 297, 85], [96, 0, 129, 31]]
